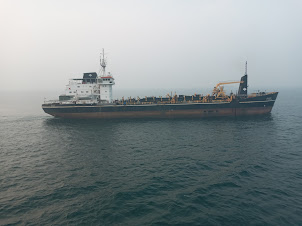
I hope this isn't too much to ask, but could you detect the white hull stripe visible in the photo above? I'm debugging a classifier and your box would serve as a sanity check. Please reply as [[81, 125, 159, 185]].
[[239, 100, 275, 104]]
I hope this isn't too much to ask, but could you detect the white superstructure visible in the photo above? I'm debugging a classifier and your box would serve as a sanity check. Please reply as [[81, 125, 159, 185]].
[[99, 73, 115, 103], [58, 49, 115, 104]]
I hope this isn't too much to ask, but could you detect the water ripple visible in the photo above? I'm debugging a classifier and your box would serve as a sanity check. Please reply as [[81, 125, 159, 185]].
[[1, 96, 302, 225]]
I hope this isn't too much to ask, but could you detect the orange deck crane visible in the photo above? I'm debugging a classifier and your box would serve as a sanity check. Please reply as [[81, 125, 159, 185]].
[[212, 81, 244, 99]]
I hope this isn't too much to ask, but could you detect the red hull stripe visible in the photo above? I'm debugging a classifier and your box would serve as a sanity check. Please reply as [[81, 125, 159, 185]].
[[47, 107, 273, 119]]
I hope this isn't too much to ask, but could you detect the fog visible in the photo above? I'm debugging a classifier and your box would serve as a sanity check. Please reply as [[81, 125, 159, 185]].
[[1, 0, 301, 97]]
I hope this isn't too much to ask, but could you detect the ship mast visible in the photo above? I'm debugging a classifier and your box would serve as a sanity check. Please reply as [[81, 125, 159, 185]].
[[100, 48, 107, 77], [245, 61, 247, 75], [237, 61, 248, 97]]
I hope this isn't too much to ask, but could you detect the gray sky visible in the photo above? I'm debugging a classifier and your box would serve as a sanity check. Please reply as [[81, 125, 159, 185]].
[[1, 0, 301, 93]]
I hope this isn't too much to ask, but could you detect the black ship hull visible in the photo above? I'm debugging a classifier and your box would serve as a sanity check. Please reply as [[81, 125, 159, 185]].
[[42, 92, 278, 119]]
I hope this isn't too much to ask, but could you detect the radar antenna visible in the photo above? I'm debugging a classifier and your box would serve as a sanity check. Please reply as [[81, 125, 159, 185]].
[[100, 48, 107, 77]]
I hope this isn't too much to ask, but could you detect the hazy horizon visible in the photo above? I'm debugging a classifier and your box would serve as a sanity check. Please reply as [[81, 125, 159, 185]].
[[1, 0, 301, 93]]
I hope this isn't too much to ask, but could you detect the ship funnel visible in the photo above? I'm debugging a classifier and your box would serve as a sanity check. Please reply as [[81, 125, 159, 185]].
[[238, 61, 248, 97]]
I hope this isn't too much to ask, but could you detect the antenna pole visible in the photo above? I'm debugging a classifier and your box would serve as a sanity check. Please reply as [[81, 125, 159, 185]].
[[245, 61, 247, 75], [100, 48, 106, 77]]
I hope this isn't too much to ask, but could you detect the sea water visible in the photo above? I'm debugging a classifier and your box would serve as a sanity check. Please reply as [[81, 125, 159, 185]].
[[0, 90, 302, 225]]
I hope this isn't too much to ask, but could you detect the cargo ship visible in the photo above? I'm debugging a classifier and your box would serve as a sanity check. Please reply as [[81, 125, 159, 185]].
[[42, 50, 278, 119]]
